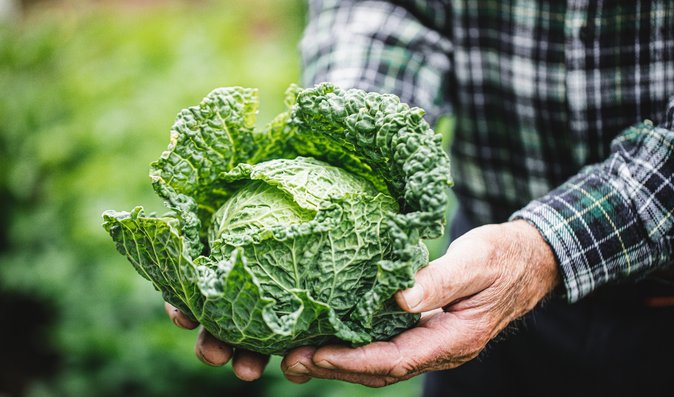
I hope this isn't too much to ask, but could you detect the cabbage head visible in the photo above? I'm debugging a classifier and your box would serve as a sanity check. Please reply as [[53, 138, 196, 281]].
[[102, 83, 452, 355]]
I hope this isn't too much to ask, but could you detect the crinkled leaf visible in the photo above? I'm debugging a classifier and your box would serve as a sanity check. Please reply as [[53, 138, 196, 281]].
[[291, 83, 453, 239], [194, 251, 356, 354], [102, 207, 201, 320], [149, 87, 261, 253]]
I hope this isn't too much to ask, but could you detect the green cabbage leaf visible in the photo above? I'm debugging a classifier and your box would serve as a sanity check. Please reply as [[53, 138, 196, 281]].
[[102, 83, 452, 355]]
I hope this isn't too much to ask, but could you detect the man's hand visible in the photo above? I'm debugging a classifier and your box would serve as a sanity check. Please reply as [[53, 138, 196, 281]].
[[164, 302, 270, 381], [281, 220, 559, 387]]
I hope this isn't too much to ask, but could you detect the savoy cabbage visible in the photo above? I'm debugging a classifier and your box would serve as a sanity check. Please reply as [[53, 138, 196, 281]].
[[102, 83, 452, 355]]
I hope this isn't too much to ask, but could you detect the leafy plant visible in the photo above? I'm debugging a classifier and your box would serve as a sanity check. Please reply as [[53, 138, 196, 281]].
[[102, 83, 452, 355]]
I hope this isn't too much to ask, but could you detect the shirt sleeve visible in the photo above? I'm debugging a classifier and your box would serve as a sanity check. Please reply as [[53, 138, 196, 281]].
[[299, 0, 453, 124], [512, 96, 674, 303]]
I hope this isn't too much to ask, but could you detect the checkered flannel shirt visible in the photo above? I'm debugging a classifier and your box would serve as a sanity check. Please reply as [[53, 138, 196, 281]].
[[300, 0, 674, 302]]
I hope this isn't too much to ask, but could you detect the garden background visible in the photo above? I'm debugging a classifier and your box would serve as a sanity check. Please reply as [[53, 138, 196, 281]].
[[0, 1, 453, 396]]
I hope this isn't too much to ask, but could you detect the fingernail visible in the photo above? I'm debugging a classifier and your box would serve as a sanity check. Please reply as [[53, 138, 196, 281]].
[[197, 348, 215, 366], [315, 360, 335, 369], [286, 362, 309, 375], [402, 286, 424, 309]]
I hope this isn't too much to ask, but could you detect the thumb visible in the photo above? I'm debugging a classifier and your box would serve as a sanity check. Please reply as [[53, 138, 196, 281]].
[[395, 237, 497, 313]]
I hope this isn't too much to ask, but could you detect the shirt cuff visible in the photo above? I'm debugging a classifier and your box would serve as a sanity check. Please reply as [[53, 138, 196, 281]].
[[510, 165, 651, 303]]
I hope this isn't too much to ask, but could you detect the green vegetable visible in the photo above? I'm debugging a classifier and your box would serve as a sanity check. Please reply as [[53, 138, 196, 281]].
[[102, 83, 452, 355]]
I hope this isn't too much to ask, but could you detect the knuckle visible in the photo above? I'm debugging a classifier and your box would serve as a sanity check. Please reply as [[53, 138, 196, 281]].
[[453, 232, 499, 265], [416, 267, 444, 307]]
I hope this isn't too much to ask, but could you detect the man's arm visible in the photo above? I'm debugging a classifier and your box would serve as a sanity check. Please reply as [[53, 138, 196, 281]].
[[512, 104, 674, 302]]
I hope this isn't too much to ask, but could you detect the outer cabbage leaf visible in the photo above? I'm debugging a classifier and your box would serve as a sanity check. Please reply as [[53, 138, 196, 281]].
[[289, 84, 452, 234], [149, 87, 261, 255], [101, 207, 202, 320]]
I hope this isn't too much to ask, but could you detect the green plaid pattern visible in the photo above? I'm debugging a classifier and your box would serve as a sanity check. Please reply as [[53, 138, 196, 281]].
[[300, 0, 674, 302]]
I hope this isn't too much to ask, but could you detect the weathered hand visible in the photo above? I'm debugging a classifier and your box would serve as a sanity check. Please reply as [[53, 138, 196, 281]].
[[164, 302, 269, 381], [281, 220, 559, 387]]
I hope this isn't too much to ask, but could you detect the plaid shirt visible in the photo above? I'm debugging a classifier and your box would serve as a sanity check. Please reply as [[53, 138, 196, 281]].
[[300, 0, 674, 302]]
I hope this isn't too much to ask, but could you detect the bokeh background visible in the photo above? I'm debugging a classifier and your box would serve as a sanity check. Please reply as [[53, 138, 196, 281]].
[[0, 1, 453, 396]]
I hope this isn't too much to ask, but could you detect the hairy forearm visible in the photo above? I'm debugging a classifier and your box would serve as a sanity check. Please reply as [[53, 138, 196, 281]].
[[504, 220, 560, 310]]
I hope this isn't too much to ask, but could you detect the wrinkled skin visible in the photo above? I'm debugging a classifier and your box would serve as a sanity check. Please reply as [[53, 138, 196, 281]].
[[168, 220, 559, 386]]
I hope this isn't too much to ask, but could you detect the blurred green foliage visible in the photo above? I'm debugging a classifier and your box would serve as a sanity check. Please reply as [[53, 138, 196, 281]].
[[0, 1, 453, 396]]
